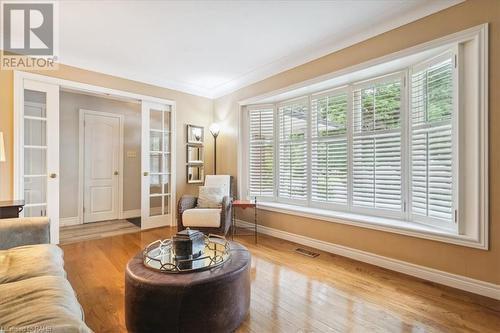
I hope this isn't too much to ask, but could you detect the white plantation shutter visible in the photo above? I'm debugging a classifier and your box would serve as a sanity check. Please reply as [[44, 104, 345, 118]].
[[278, 99, 308, 200], [248, 107, 275, 197], [311, 91, 348, 205], [410, 56, 455, 224], [352, 76, 403, 212]]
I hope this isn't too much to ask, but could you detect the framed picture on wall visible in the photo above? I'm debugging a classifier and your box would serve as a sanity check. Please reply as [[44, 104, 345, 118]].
[[187, 124, 204, 144]]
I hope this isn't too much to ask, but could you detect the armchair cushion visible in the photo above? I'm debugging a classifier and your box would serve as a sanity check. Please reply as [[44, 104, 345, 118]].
[[182, 208, 221, 228], [197, 186, 224, 208]]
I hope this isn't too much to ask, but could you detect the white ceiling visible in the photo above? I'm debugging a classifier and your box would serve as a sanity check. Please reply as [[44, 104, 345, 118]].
[[59, 0, 462, 99]]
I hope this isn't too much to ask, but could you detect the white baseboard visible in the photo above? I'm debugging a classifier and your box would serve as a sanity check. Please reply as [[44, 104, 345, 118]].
[[122, 209, 141, 219], [60, 216, 80, 227], [235, 220, 500, 300]]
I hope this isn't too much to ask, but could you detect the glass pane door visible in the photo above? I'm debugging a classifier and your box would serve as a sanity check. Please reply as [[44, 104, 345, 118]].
[[19, 80, 59, 243], [24, 89, 48, 217], [141, 101, 173, 229]]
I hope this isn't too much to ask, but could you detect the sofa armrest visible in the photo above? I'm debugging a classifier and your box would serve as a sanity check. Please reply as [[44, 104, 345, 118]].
[[177, 195, 198, 231], [220, 196, 233, 234], [0, 217, 50, 250]]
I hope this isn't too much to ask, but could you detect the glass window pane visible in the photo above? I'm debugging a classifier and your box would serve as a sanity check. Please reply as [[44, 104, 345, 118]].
[[150, 110, 162, 131], [150, 196, 162, 217], [150, 175, 162, 195], [24, 90, 46, 117], [150, 131, 162, 152], [162, 175, 170, 194], [24, 147, 46, 175], [24, 176, 47, 205], [24, 205, 46, 217], [163, 111, 170, 131], [150, 153, 162, 173], [24, 118, 46, 146], [163, 132, 170, 153], [163, 154, 170, 173], [163, 195, 170, 215]]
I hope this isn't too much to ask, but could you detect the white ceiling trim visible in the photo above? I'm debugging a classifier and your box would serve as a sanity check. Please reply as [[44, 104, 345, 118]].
[[63, 0, 464, 100]]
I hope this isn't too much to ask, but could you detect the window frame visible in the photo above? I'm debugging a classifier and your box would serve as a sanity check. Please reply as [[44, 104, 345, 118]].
[[246, 104, 276, 200], [276, 96, 310, 206], [408, 50, 459, 233], [349, 71, 408, 221], [309, 86, 350, 212]]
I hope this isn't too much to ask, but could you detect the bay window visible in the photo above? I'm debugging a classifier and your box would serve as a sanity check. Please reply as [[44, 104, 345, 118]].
[[241, 25, 488, 248]]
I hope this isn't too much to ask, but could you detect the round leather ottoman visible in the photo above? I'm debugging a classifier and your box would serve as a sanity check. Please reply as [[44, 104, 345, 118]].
[[125, 241, 251, 333]]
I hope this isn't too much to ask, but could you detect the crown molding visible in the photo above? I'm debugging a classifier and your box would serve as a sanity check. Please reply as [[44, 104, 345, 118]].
[[61, 0, 464, 100]]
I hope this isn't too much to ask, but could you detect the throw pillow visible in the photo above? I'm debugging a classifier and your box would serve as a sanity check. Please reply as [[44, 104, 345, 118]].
[[197, 186, 224, 208]]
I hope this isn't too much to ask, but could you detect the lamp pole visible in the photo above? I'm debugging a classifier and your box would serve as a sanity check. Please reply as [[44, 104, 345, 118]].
[[209, 124, 220, 175], [213, 135, 217, 175]]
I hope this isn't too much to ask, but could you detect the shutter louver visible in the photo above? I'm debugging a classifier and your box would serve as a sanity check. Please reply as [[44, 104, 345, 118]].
[[311, 92, 348, 204], [411, 57, 454, 222], [278, 100, 308, 200], [352, 78, 402, 211], [249, 107, 274, 197]]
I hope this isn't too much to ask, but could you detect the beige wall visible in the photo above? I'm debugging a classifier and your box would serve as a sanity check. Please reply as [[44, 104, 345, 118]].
[[59, 91, 142, 217], [0, 64, 214, 210], [214, 0, 500, 285]]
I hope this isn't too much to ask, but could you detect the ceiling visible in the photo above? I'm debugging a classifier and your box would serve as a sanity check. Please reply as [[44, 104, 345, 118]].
[[59, 0, 463, 99]]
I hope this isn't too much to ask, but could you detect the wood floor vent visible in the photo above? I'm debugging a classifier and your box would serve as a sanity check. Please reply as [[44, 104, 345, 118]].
[[295, 248, 320, 258]]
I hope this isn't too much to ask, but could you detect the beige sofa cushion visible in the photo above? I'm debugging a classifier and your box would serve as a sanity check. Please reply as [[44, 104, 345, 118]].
[[0, 244, 65, 284], [0, 275, 92, 333]]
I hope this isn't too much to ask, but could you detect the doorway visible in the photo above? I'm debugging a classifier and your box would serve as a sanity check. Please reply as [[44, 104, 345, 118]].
[[14, 71, 176, 245], [81, 110, 123, 223]]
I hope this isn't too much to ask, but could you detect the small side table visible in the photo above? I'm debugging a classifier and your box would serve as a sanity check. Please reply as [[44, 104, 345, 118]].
[[232, 199, 257, 243], [0, 200, 25, 219]]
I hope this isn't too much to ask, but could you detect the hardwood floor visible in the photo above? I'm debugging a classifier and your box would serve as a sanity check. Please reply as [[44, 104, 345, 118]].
[[60, 219, 140, 244], [61, 227, 500, 333]]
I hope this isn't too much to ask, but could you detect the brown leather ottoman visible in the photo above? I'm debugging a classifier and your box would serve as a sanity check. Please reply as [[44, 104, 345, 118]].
[[125, 241, 251, 333]]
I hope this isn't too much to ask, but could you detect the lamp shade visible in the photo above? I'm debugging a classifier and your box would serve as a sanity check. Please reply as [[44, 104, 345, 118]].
[[0, 132, 5, 162], [209, 123, 220, 138]]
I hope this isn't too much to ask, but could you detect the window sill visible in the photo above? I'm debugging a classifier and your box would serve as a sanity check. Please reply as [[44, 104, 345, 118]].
[[256, 201, 486, 249]]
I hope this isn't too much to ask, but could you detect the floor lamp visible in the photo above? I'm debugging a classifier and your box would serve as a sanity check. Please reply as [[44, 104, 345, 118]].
[[209, 123, 220, 175]]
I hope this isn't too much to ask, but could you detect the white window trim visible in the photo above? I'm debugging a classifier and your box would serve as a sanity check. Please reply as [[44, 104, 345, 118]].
[[238, 24, 488, 250]]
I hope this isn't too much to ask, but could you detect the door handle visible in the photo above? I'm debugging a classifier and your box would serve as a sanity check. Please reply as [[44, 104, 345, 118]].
[[143, 172, 149, 176], [114, 171, 119, 175], [49, 173, 57, 179]]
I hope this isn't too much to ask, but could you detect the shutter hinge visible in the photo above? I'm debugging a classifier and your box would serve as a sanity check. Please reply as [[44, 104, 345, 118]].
[[454, 54, 458, 68], [83, 206, 85, 213], [454, 209, 458, 223], [403, 201, 407, 212]]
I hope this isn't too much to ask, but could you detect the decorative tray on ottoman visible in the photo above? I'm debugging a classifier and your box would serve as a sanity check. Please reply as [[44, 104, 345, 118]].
[[143, 232, 231, 273]]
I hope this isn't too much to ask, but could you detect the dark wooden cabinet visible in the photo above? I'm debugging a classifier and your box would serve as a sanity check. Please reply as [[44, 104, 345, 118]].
[[0, 200, 25, 219]]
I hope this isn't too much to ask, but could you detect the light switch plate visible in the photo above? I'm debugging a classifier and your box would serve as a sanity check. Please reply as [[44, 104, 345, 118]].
[[127, 150, 137, 158]]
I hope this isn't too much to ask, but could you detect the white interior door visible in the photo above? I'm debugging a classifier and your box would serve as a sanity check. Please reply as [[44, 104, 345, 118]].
[[83, 112, 121, 223], [141, 101, 174, 229], [21, 79, 60, 243]]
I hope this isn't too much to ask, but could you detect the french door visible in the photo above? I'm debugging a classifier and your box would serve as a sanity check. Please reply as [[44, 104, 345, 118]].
[[141, 101, 174, 229], [18, 79, 59, 243]]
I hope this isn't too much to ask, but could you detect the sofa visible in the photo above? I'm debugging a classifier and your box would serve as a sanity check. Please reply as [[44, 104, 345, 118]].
[[0, 217, 92, 333]]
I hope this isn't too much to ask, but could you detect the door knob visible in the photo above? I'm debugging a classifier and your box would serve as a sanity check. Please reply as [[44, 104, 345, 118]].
[[49, 173, 57, 179], [114, 171, 119, 175], [143, 172, 149, 176]]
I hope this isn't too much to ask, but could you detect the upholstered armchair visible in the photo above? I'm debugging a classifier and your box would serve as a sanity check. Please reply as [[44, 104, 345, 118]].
[[177, 175, 233, 236]]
